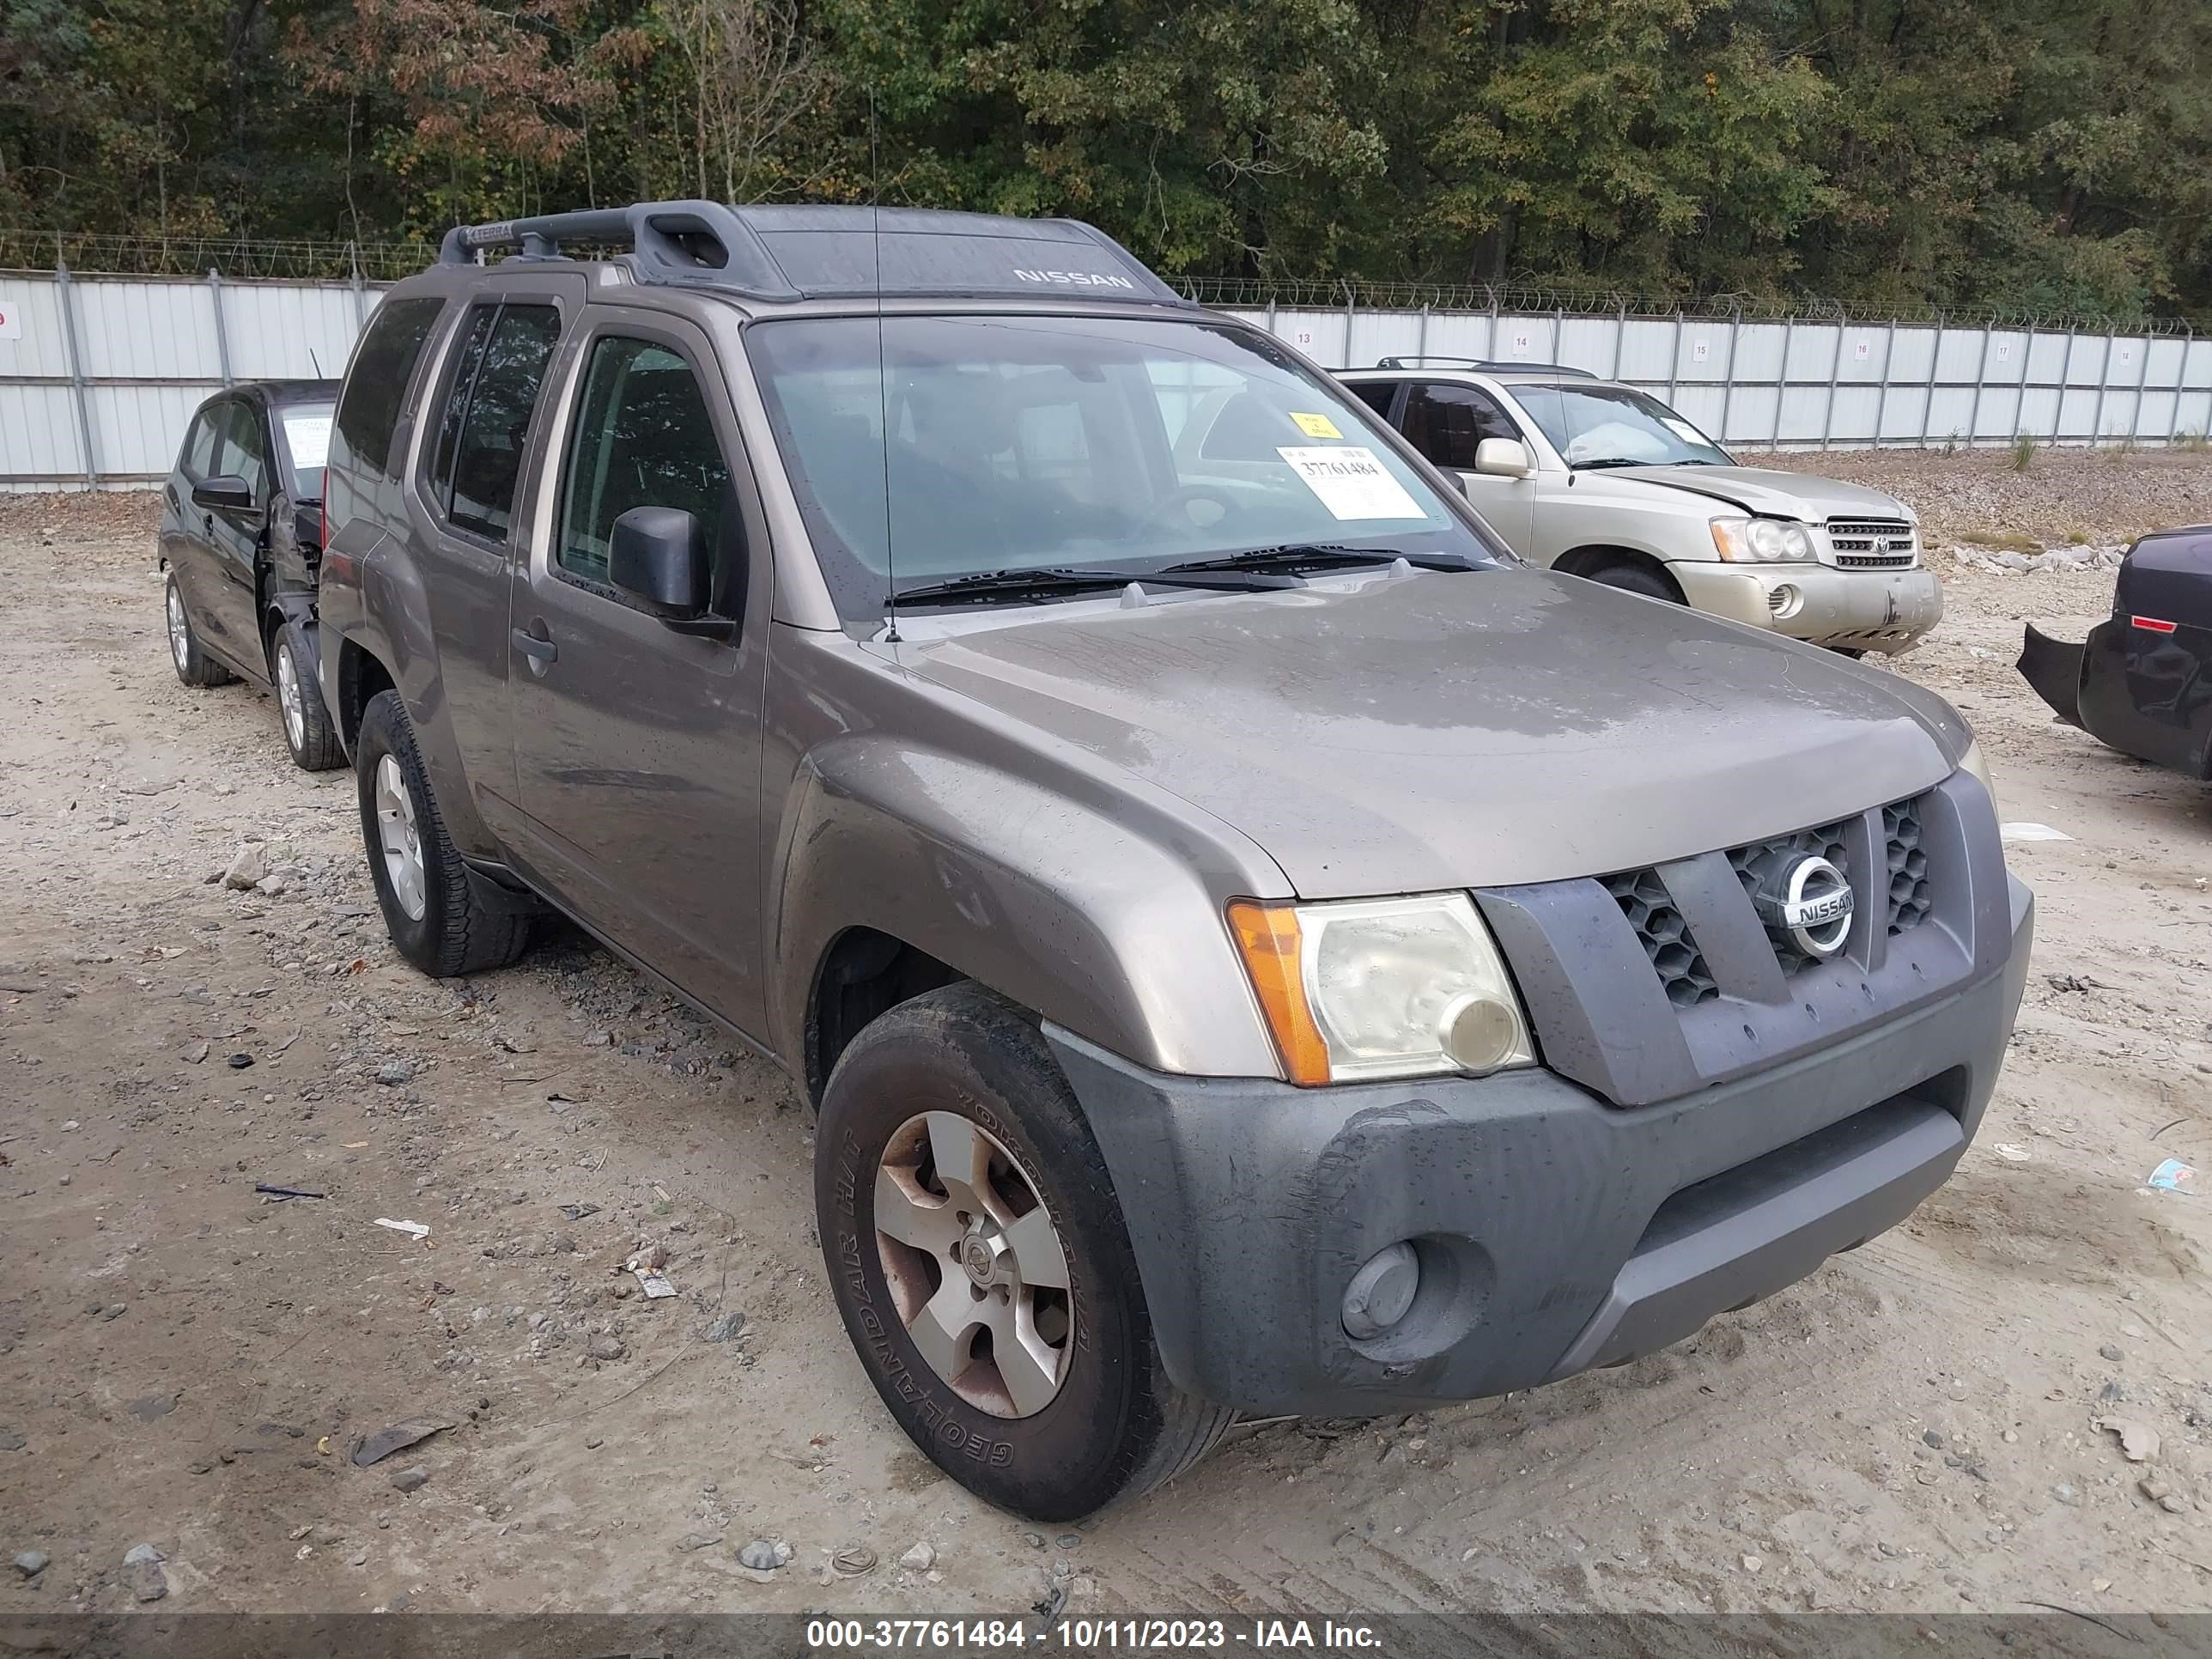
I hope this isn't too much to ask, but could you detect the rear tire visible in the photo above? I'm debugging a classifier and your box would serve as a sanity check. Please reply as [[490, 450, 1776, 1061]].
[[816, 982, 1233, 1521], [1579, 556, 1683, 603], [273, 619, 344, 772], [356, 689, 531, 978], [166, 572, 234, 688]]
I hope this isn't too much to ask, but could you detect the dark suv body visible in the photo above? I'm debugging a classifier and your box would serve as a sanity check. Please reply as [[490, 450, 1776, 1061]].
[[160, 380, 346, 768], [317, 202, 2033, 1522]]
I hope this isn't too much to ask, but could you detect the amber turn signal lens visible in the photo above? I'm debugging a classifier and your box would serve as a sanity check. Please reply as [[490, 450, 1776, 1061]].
[[1226, 899, 1331, 1086]]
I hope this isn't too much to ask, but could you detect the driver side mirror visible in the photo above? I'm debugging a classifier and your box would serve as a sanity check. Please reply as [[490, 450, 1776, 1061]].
[[1474, 439, 1535, 480], [191, 474, 255, 513], [609, 506, 734, 639]]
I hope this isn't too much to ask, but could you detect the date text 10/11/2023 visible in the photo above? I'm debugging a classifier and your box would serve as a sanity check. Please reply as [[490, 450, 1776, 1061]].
[[798, 1618, 1387, 1651]]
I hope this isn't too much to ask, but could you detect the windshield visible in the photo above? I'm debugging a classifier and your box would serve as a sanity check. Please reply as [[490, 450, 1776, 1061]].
[[278, 403, 335, 499], [745, 314, 1503, 618], [1511, 384, 1731, 470]]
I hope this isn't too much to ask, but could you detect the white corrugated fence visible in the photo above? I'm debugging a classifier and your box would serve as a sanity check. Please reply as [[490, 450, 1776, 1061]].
[[2, 268, 2208, 490]]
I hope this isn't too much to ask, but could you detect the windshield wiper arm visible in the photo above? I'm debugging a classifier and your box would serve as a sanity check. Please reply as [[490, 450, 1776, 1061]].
[[1166, 544, 1479, 575], [1567, 458, 1648, 471], [889, 565, 1296, 607]]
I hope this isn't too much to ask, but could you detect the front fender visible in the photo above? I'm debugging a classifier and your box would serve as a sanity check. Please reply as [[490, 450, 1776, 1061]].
[[770, 738, 1285, 1081]]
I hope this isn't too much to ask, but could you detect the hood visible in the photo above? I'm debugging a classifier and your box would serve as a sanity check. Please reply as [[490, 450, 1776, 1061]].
[[902, 570, 1966, 899], [1614, 465, 1911, 523]]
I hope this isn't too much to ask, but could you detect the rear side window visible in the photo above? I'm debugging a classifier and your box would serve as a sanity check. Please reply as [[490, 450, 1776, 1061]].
[[434, 304, 562, 540], [332, 297, 445, 483], [556, 337, 732, 599], [180, 405, 222, 477], [217, 404, 270, 503]]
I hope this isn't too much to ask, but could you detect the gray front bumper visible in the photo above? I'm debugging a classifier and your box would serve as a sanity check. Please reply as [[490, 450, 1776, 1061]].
[[1047, 874, 2031, 1416]]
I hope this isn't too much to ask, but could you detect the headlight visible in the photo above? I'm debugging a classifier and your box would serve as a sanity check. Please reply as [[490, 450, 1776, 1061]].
[[1958, 737, 1997, 816], [1711, 516, 1816, 562], [1227, 894, 1536, 1085]]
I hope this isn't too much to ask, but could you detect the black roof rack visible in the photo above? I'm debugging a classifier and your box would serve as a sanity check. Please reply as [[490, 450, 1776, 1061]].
[[1371, 356, 1599, 377], [436, 200, 1193, 307]]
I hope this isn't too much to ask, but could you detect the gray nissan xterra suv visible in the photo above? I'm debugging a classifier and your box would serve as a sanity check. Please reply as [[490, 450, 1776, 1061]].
[[317, 201, 2033, 1522]]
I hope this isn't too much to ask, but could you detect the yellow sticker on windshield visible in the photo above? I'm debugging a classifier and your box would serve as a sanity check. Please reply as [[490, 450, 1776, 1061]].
[[1290, 411, 1343, 440]]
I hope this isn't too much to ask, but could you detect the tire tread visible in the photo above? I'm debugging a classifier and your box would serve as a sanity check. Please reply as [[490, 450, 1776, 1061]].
[[358, 690, 531, 978]]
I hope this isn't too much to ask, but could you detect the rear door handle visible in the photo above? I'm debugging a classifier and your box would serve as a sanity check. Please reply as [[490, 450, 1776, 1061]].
[[511, 628, 556, 665]]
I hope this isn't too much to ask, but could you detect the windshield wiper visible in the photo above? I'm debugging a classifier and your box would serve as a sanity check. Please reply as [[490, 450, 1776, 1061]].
[[889, 565, 1296, 607], [1567, 457, 1649, 471], [1165, 544, 1480, 575]]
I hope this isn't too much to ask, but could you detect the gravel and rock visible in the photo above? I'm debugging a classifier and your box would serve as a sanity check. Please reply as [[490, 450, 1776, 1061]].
[[4, 473, 2212, 1617]]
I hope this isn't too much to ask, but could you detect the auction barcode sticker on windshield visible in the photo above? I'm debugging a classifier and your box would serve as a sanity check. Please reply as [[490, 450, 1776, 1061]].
[[1277, 446, 1424, 520]]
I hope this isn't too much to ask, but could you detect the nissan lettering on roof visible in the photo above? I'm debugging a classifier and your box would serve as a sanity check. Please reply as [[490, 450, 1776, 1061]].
[[1013, 267, 1139, 289]]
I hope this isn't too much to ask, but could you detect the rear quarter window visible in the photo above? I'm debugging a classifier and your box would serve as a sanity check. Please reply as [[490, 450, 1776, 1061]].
[[331, 297, 446, 483]]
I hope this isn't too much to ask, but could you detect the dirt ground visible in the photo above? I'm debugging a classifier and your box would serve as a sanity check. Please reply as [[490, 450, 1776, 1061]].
[[3, 454, 2211, 1622]]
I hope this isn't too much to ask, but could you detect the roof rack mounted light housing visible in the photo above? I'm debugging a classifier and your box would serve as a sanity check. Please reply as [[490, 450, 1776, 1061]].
[[436, 200, 1193, 307], [1373, 356, 1599, 377]]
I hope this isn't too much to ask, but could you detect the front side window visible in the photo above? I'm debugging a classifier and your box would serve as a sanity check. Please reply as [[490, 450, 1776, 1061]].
[[1346, 380, 1398, 418], [441, 303, 562, 540], [217, 404, 269, 503], [181, 405, 222, 478], [745, 313, 1502, 622], [1511, 384, 1731, 471], [556, 337, 733, 605], [331, 296, 445, 483], [1404, 382, 1518, 470]]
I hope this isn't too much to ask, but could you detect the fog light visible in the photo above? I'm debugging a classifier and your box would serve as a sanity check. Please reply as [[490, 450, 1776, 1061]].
[[1768, 583, 1802, 620], [1342, 1242, 1419, 1339]]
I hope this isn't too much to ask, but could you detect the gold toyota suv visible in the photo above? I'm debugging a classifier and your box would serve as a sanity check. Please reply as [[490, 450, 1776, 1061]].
[[1339, 360, 1942, 655]]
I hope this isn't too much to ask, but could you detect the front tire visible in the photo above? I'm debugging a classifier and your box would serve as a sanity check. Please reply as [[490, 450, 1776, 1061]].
[[355, 690, 531, 978], [166, 573, 233, 688], [273, 619, 344, 771], [816, 983, 1233, 1521], [1579, 556, 1683, 603]]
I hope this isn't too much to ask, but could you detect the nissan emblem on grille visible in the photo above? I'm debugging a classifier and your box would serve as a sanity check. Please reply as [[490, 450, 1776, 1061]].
[[1753, 854, 1854, 959]]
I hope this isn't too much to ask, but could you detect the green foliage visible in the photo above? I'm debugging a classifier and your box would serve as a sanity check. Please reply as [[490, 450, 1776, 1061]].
[[2010, 431, 2039, 471], [1, 0, 2208, 318]]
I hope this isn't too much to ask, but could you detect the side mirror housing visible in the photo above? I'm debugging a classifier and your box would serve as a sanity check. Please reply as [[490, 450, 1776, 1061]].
[[610, 506, 710, 617], [192, 474, 255, 513], [1474, 438, 1534, 479]]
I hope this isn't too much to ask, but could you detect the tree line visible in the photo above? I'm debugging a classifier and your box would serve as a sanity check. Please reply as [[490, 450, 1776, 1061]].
[[3, 0, 2207, 320]]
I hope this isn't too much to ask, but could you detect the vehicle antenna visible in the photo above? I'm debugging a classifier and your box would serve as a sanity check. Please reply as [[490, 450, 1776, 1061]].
[[872, 86, 900, 645], [310, 349, 325, 378]]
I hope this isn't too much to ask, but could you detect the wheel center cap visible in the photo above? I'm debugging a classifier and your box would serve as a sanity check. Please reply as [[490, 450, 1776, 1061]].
[[961, 1226, 1009, 1287]]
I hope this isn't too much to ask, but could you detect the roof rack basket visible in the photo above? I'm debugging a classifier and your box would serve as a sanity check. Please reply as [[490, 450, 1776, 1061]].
[[437, 200, 800, 300]]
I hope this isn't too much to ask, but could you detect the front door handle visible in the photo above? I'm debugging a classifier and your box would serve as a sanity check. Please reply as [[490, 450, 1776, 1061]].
[[513, 628, 557, 677]]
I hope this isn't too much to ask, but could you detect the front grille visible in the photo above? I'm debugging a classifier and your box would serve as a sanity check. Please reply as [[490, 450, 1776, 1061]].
[[1602, 869, 1717, 1006], [1827, 518, 1917, 568], [1883, 798, 1932, 933], [1602, 795, 1940, 1004], [1725, 818, 1853, 975]]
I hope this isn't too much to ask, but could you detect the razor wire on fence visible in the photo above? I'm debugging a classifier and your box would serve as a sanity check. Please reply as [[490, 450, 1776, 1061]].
[[0, 228, 438, 285], [1177, 277, 2199, 337], [2, 227, 2204, 337]]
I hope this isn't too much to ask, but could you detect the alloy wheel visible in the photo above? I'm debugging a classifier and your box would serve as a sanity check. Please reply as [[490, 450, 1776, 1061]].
[[872, 1110, 1073, 1418], [373, 754, 428, 921]]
